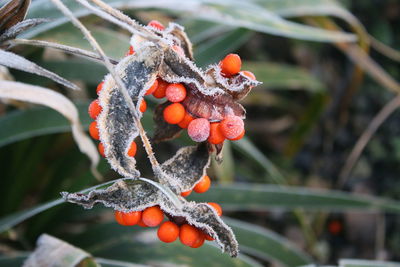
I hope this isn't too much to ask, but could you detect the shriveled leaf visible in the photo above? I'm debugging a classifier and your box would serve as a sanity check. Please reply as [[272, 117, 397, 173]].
[[0, 50, 79, 90], [160, 143, 210, 193], [0, 18, 48, 43], [0, 0, 30, 34], [0, 81, 99, 177], [63, 178, 239, 257], [23, 234, 98, 267]]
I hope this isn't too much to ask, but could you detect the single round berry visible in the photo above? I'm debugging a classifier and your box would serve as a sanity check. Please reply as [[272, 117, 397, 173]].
[[178, 112, 194, 129], [220, 54, 241, 77], [157, 221, 180, 243], [191, 232, 205, 248], [139, 99, 147, 113], [163, 103, 185, 124], [89, 121, 100, 140], [194, 175, 211, 193], [148, 20, 165, 31], [172, 45, 185, 57], [208, 202, 222, 216], [88, 99, 102, 119], [166, 83, 187, 103], [153, 79, 169, 99], [208, 122, 225, 145], [96, 81, 104, 95], [127, 141, 137, 157], [142, 206, 164, 227], [230, 129, 245, 141], [187, 118, 210, 142], [115, 210, 142, 226], [179, 224, 203, 247], [181, 190, 192, 197], [219, 115, 244, 140], [98, 142, 105, 157], [127, 45, 135, 56], [241, 70, 256, 80], [145, 79, 158, 95]]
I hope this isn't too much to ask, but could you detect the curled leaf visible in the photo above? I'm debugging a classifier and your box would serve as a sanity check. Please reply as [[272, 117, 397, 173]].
[[63, 178, 238, 257], [0, 50, 79, 90], [97, 44, 162, 177], [0, 80, 100, 178]]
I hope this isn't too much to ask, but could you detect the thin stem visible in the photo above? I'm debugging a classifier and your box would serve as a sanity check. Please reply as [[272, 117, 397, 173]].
[[338, 95, 400, 187], [50, 0, 162, 173]]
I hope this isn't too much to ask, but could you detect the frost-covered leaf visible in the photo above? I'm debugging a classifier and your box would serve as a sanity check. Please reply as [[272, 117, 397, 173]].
[[0, 18, 48, 43], [164, 22, 194, 60], [0, 0, 30, 34], [97, 44, 162, 177], [0, 81, 100, 177], [63, 178, 239, 257], [0, 50, 79, 90], [23, 234, 98, 267], [160, 143, 210, 193]]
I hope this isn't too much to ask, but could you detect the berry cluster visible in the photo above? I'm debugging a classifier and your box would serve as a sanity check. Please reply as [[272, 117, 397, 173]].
[[161, 53, 255, 145], [114, 175, 222, 248]]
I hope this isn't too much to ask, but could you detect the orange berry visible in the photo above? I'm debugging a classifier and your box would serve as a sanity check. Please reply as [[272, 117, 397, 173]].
[[145, 79, 158, 95], [220, 54, 241, 77], [187, 118, 210, 142], [230, 129, 245, 141], [219, 115, 244, 140], [139, 99, 147, 113], [181, 190, 192, 197], [137, 219, 148, 227], [148, 20, 165, 31], [157, 221, 180, 243], [127, 45, 135, 55], [127, 141, 137, 157], [88, 99, 102, 119], [98, 142, 105, 157], [328, 220, 342, 235], [241, 70, 256, 80], [142, 206, 164, 227], [178, 112, 194, 129], [163, 103, 185, 124], [96, 81, 104, 95], [191, 232, 205, 248], [166, 83, 187, 103], [89, 121, 100, 140], [204, 233, 214, 241], [114, 210, 142, 226], [153, 79, 169, 98], [208, 202, 222, 216], [194, 175, 211, 193], [179, 224, 203, 247], [208, 122, 225, 144]]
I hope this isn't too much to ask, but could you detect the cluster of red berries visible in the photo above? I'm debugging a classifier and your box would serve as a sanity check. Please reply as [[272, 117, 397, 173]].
[[114, 175, 222, 248], [161, 53, 256, 145]]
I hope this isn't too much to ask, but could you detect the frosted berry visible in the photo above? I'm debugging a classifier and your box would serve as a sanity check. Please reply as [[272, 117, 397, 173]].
[[115, 210, 142, 226], [208, 122, 225, 144], [179, 224, 203, 247], [88, 99, 102, 119], [139, 99, 147, 113], [166, 83, 187, 103], [89, 121, 100, 140], [127, 141, 137, 157], [145, 79, 158, 95], [148, 20, 165, 31], [153, 79, 169, 99], [208, 202, 222, 216], [157, 221, 180, 243], [181, 190, 192, 197], [220, 54, 241, 77], [194, 175, 211, 193], [219, 115, 244, 140], [241, 70, 256, 80], [187, 118, 210, 142], [178, 112, 194, 129], [98, 142, 105, 157], [142, 206, 164, 227], [96, 81, 104, 95], [230, 129, 245, 141], [163, 103, 185, 124]]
